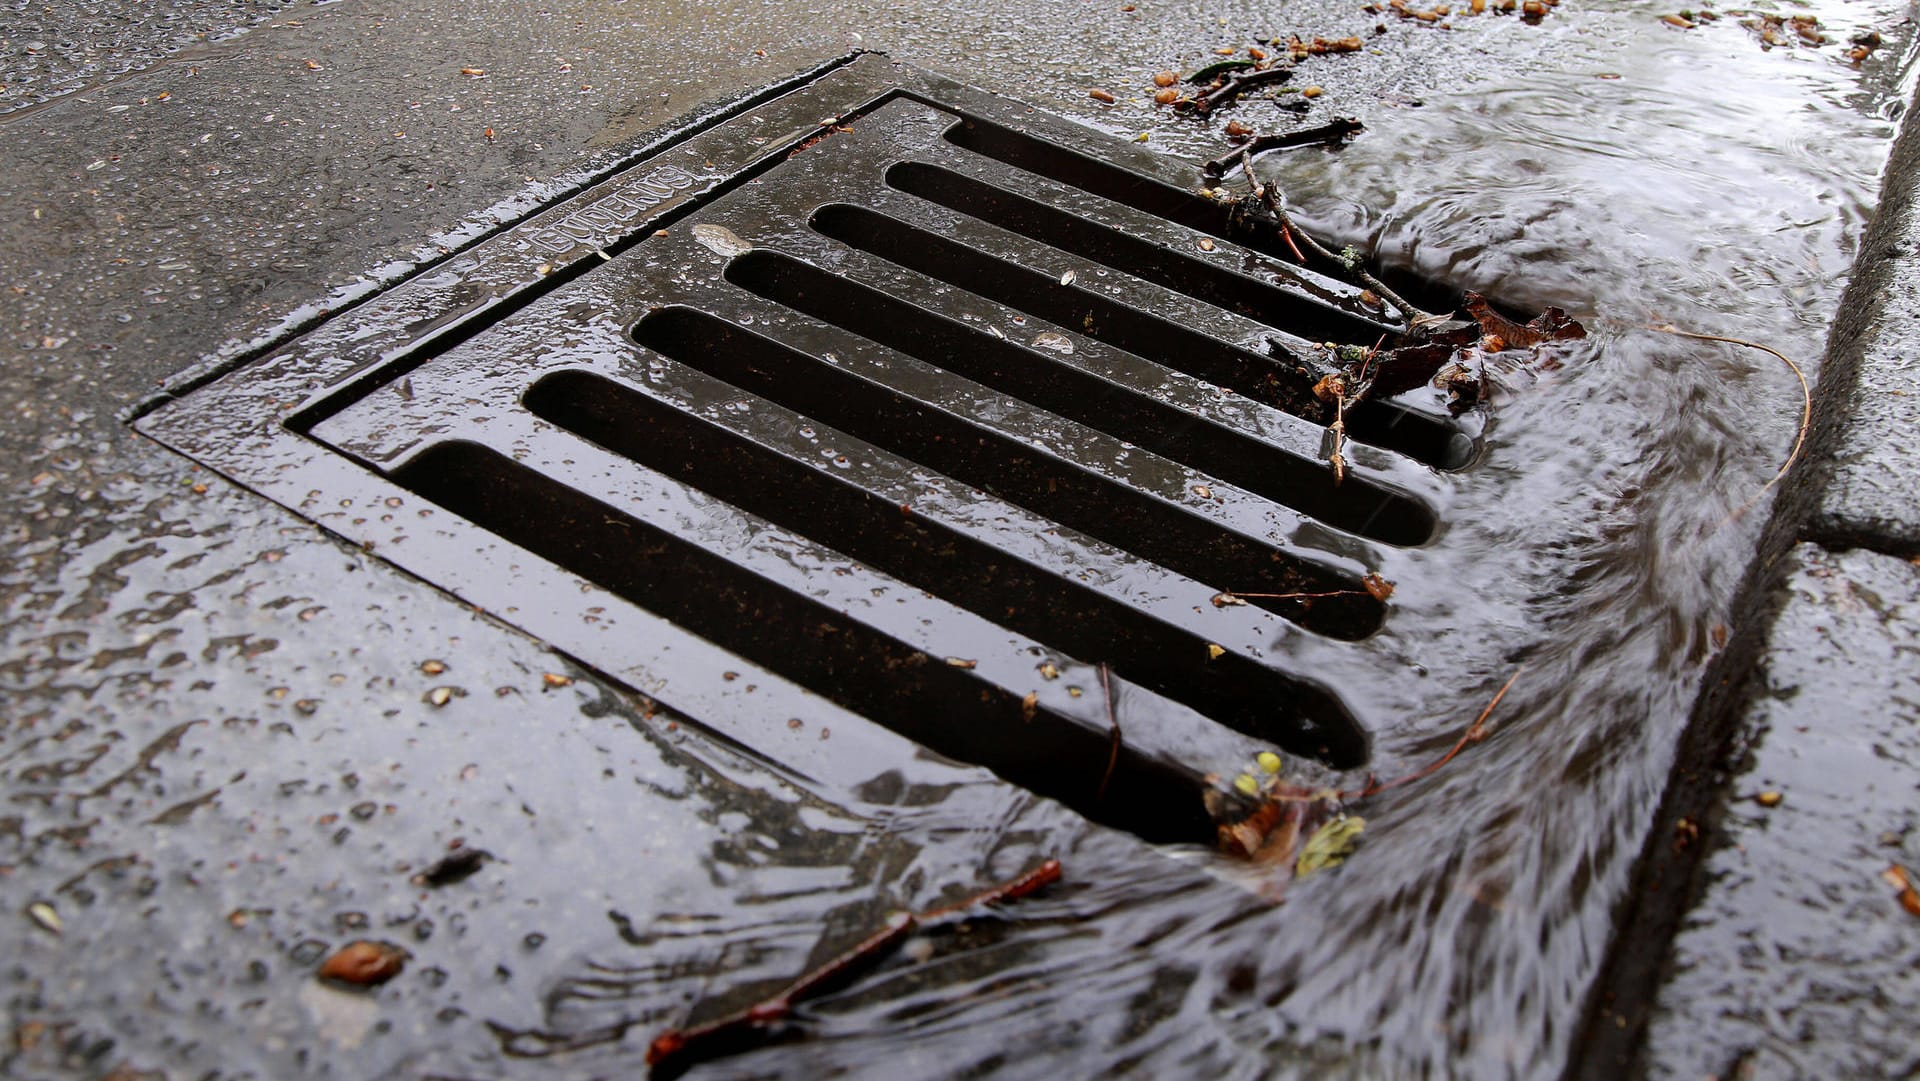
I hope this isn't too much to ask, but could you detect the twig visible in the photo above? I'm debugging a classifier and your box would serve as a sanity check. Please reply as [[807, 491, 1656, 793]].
[[1650, 325, 1811, 510], [1236, 150, 1438, 326], [1245, 666, 1524, 807], [1353, 666, 1523, 798], [1329, 394, 1349, 485], [1202, 118, 1365, 177], [1188, 65, 1295, 113], [1211, 588, 1369, 606], [647, 860, 1063, 1070], [1096, 663, 1122, 802]]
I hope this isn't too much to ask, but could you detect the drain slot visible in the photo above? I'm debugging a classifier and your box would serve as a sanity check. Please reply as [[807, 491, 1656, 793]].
[[944, 115, 1315, 276], [521, 367, 1366, 766], [630, 305, 1386, 634], [809, 203, 1456, 468], [723, 250, 1434, 546], [812, 203, 1322, 412], [886, 160, 1392, 342], [390, 441, 1219, 843]]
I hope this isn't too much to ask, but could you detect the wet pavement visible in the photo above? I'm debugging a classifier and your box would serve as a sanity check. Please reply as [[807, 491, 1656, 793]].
[[4, 1, 1919, 1079]]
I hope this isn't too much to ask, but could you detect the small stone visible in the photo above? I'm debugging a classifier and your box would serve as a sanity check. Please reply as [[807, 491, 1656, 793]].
[[27, 901, 61, 935], [419, 659, 447, 676]]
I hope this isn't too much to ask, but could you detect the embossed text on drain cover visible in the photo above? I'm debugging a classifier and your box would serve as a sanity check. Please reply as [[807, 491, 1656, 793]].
[[137, 55, 1485, 843]]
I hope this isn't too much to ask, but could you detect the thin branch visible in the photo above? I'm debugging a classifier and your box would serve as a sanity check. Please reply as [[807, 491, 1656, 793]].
[[1246, 666, 1524, 807], [1096, 663, 1122, 802], [1188, 65, 1295, 113], [1202, 117, 1365, 176], [1211, 588, 1369, 606], [647, 860, 1062, 1070], [1237, 149, 1438, 326], [1651, 325, 1811, 509], [1353, 666, 1523, 798]]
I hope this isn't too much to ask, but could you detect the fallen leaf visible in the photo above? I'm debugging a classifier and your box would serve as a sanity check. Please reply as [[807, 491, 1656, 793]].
[[27, 901, 61, 935], [1363, 574, 1395, 602], [1296, 815, 1365, 877]]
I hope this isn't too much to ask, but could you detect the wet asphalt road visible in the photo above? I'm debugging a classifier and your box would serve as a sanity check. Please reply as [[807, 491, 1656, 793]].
[[2, 2, 1916, 1079]]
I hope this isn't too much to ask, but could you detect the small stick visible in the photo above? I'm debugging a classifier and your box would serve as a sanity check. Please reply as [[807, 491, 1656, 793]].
[[1279, 221, 1307, 263], [1212, 588, 1368, 605], [646, 860, 1062, 1070], [1650, 325, 1811, 507], [917, 858, 1064, 922], [1192, 65, 1295, 113], [1244, 667, 1524, 807], [1202, 118, 1364, 176], [1352, 666, 1523, 798], [1095, 663, 1122, 802], [1328, 395, 1348, 485], [1236, 150, 1437, 325]]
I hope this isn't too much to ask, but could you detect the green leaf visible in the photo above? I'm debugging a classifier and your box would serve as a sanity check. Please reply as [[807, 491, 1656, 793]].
[[1295, 815, 1365, 878]]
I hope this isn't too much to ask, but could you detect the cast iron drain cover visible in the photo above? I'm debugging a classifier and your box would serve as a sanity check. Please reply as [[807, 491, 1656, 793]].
[[138, 55, 1489, 843]]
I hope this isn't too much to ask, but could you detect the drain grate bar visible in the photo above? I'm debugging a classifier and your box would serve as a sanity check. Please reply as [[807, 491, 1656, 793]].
[[715, 251, 1434, 546], [883, 158, 1398, 342], [623, 307, 1384, 635]]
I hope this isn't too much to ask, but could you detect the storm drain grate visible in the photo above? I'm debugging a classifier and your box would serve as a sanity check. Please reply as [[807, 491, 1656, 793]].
[[137, 56, 1486, 844]]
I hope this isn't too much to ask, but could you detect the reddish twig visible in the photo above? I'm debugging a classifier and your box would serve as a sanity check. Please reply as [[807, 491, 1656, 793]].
[[646, 859, 1063, 1071], [1650, 325, 1811, 517], [1234, 149, 1437, 325], [1279, 221, 1306, 263], [1353, 666, 1522, 798], [1096, 663, 1122, 802], [1247, 666, 1524, 808]]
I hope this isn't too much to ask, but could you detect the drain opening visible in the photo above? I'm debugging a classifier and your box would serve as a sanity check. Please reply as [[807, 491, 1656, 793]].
[[720, 251, 1434, 546]]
